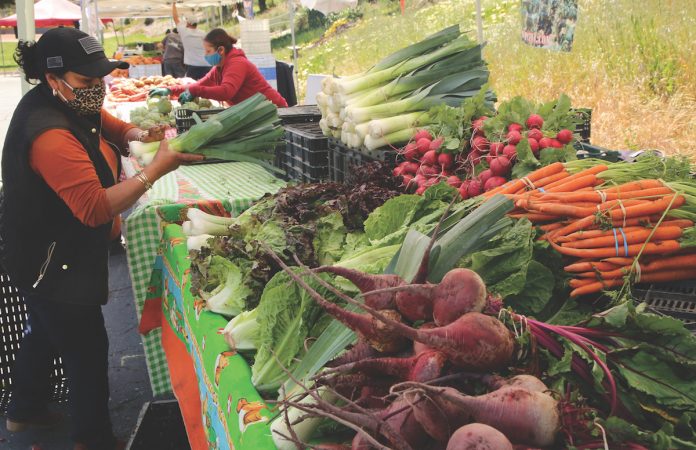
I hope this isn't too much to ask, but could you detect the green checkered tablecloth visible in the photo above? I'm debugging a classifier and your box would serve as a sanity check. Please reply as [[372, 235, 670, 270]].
[[124, 161, 285, 395]]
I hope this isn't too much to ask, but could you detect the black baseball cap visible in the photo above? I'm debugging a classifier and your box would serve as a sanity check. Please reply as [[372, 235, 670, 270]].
[[36, 27, 129, 78]]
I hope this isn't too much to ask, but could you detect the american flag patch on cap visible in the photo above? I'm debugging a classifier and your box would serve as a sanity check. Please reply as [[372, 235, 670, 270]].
[[46, 56, 63, 68], [78, 36, 104, 55]]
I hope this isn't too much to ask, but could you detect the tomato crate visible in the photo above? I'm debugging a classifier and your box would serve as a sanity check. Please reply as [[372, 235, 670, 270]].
[[0, 271, 68, 413], [277, 105, 322, 125], [173, 107, 225, 134], [634, 281, 696, 332], [282, 155, 328, 183], [572, 108, 592, 143], [284, 122, 329, 152], [329, 139, 398, 183]]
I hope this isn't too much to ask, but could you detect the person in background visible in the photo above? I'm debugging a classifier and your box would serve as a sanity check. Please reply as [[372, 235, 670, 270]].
[[162, 28, 185, 78], [172, 2, 210, 80], [149, 28, 288, 108], [0, 27, 203, 450]]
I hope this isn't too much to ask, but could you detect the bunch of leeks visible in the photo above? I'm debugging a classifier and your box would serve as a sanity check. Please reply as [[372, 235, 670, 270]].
[[316, 25, 494, 151], [130, 93, 284, 172]]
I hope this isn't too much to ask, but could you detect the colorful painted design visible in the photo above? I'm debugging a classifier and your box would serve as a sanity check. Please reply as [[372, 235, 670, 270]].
[[155, 224, 276, 450]]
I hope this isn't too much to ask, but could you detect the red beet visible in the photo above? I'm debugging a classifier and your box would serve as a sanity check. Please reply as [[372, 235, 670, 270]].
[[447, 176, 462, 188], [414, 129, 433, 141], [538, 137, 553, 149], [421, 150, 438, 166], [525, 114, 544, 129], [403, 143, 418, 161], [490, 156, 511, 176], [416, 138, 432, 155], [472, 136, 490, 152], [489, 142, 505, 156], [508, 123, 523, 133], [479, 169, 493, 186], [484, 176, 507, 192], [458, 181, 471, 199], [526, 128, 543, 141], [506, 131, 522, 145], [314, 266, 404, 310], [438, 152, 454, 169], [556, 129, 573, 144], [503, 145, 517, 160], [403, 161, 420, 174], [468, 178, 483, 197], [326, 350, 448, 385]]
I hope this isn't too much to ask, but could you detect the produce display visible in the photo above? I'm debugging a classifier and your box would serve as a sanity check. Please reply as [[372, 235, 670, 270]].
[[126, 21, 696, 450], [180, 151, 696, 449], [317, 26, 494, 150], [390, 92, 584, 195], [107, 75, 189, 102], [128, 97, 215, 129], [129, 94, 284, 168]]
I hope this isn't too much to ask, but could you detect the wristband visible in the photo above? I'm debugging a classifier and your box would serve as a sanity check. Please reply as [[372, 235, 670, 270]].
[[135, 170, 154, 190]]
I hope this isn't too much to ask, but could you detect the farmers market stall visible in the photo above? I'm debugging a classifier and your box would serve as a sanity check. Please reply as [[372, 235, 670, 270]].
[[124, 162, 285, 395], [121, 26, 696, 450]]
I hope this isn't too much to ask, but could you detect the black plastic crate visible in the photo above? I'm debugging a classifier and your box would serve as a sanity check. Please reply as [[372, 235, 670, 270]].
[[634, 281, 696, 332], [572, 108, 592, 143], [284, 122, 329, 152], [174, 107, 226, 134], [0, 272, 68, 413], [574, 142, 622, 162], [285, 153, 329, 181], [278, 105, 322, 125], [328, 138, 398, 183], [126, 400, 190, 450]]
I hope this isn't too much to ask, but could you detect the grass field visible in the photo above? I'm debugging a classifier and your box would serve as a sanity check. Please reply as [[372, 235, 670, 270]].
[[292, 0, 696, 155]]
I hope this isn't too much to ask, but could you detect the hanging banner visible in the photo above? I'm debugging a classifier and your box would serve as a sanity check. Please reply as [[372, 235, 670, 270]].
[[521, 0, 578, 52]]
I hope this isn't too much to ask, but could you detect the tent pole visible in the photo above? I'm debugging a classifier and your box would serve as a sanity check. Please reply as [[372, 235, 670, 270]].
[[219, 1, 224, 26], [0, 32, 6, 76], [475, 0, 483, 44], [16, 0, 35, 95], [93, 0, 103, 43]]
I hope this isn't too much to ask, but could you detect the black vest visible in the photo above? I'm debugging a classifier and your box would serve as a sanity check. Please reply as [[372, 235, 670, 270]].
[[0, 84, 119, 305]]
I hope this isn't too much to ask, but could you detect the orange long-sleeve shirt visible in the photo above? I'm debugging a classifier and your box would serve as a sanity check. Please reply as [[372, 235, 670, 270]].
[[29, 110, 136, 239]]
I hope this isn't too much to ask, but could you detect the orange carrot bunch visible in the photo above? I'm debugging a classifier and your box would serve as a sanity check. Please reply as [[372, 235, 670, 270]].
[[484, 163, 696, 297]]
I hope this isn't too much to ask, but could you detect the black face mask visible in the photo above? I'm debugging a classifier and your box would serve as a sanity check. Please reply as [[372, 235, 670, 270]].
[[56, 79, 106, 116]]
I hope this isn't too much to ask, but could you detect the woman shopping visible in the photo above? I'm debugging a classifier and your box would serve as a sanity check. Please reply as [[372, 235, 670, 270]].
[[0, 27, 203, 450], [149, 28, 288, 108]]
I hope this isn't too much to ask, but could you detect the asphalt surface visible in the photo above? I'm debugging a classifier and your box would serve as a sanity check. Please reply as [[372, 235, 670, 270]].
[[0, 75, 165, 449]]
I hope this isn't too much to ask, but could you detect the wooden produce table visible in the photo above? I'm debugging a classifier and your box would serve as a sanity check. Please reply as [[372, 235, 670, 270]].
[[140, 224, 276, 450], [123, 160, 285, 395]]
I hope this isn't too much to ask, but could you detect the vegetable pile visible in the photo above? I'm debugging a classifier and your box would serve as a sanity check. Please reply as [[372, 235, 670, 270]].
[[317, 25, 493, 151], [129, 93, 284, 168], [390, 92, 584, 197], [107, 75, 191, 103]]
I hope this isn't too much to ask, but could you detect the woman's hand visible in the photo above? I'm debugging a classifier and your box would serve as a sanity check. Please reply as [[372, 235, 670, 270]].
[[142, 126, 165, 143], [148, 140, 205, 178]]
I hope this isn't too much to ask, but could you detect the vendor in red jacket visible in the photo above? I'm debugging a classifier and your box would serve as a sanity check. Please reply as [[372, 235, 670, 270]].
[[150, 28, 288, 108]]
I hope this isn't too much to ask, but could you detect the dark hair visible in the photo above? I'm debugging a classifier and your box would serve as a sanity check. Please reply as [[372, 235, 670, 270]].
[[14, 40, 66, 84], [204, 28, 238, 54], [165, 29, 171, 34]]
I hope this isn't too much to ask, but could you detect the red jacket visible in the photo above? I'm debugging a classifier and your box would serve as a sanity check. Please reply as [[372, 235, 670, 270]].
[[173, 48, 288, 107]]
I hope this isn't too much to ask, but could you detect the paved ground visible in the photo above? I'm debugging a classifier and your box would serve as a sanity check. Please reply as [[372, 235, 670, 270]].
[[0, 75, 166, 449]]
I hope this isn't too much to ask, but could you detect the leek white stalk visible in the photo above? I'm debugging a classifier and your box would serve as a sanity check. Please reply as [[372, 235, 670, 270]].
[[140, 152, 156, 166], [182, 220, 230, 236], [368, 112, 432, 139], [364, 128, 415, 151], [319, 119, 330, 135], [187, 234, 214, 252], [272, 386, 336, 450], [129, 140, 159, 157], [355, 122, 370, 141], [187, 208, 235, 226], [315, 91, 329, 107], [331, 129, 341, 139]]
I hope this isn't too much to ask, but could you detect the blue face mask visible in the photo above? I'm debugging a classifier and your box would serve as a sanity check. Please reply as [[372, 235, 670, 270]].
[[205, 50, 222, 66]]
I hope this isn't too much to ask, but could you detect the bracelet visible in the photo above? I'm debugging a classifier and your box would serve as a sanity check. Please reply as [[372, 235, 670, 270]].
[[135, 170, 154, 190], [137, 130, 149, 142]]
